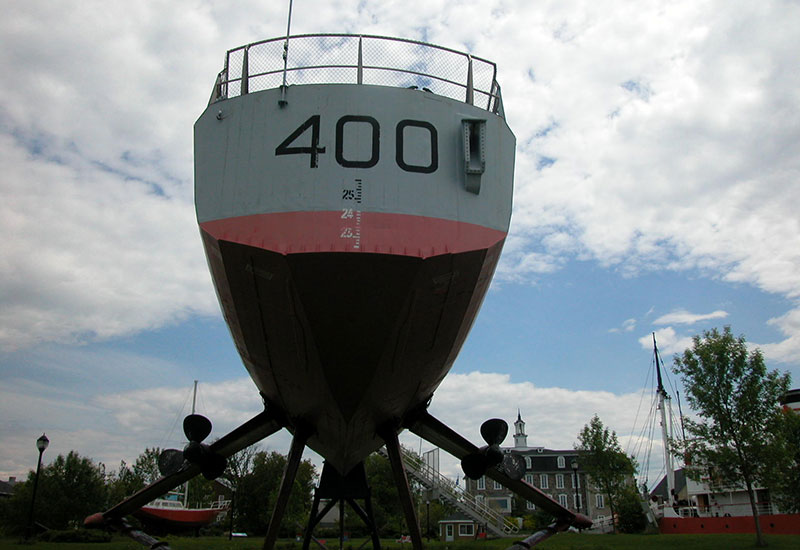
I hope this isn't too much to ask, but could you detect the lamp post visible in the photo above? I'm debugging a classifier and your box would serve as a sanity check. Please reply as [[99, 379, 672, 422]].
[[426, 499, 430, 540], [570, 459, 580, 514], [26, 433, 49, 540]]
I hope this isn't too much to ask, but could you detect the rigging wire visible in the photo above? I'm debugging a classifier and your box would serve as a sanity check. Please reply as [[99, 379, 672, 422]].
[[160, 385, 194, 449], [625, 357, 654, 456]]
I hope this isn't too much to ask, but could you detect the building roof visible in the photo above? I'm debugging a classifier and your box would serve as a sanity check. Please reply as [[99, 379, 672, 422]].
[[0, 479, 15, 497], [650, 468, 687, 499], [438, 512, 475, 523]]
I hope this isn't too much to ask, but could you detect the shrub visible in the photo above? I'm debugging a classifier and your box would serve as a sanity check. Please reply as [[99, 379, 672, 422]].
[[37, 528, 112, 543]]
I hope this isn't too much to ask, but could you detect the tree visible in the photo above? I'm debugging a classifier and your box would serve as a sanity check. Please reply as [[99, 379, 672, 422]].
[[0, 451, 108, 533], [673, 327, 791, 547], [106, 460, 145, 506], [615, 486, 648, 533], [132, 447, 162, 485], [762, 408, 800, 513], [576, 415, 637, 533], [234, 451, 316, 535], [364, 452, 421, 537]]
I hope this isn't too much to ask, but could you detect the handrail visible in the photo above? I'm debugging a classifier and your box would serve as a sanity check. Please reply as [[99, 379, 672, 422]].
[[211, 34, 504, 116], [379, 445, 519, 536], [652, 500, 776, 518]]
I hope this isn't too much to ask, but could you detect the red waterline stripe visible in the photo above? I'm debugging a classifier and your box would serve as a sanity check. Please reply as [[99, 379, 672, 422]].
[[200, 211, 506, 258]]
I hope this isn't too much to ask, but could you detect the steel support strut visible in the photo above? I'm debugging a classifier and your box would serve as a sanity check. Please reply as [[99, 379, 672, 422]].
[[303, 462, 381, 550], [263, 429, 310, 550], [379, 426, 423, 550], [504, 519, 571, 550]]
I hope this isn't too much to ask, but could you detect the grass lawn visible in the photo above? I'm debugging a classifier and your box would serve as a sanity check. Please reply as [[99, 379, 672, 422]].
[[2, 534, 800, 550]]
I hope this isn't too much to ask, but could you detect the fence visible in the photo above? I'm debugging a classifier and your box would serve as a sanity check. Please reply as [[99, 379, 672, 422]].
[[209, 34, 504, 115]]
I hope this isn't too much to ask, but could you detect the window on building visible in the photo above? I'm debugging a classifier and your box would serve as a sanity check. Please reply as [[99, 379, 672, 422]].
[[596, 494, 605, 509], [476, 495, 485, 505], [573, 473, 581, 488], [558, 494, 568, 507], [525, 456, 532, 469], [477, 476, 485, 490], [493, 480, 502, 490], [490, 497, 511, 512], [525, 473, 534, 485], [458, 524, 474, 536], [574, 494, 582, 510], [527, 501, 536, 510], [557, 456, 565, 468], [556, 474, 564, 489], [540, 474, 548, 489]]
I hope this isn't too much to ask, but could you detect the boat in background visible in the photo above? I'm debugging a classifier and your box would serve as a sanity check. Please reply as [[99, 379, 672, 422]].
[[136, 382, 231, 530], [135, 495, 230, 530], [640, 337, 800, 535]]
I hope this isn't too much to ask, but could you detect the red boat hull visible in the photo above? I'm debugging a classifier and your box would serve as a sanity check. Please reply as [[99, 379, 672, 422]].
[[135, 506, 227, 529], [658, 514, 800, 535]]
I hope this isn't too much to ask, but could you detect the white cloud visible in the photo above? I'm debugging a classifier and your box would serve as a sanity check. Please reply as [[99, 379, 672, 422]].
[[653, 309, 728, 326], [2, 0, 800, 361], [1, 0, 799, 490], [2, 370, 668, 486], [0, 134, 218, 351], [609, 318, 637, 333], [756, 308, 800, 367], [639, 327, 694, 357]]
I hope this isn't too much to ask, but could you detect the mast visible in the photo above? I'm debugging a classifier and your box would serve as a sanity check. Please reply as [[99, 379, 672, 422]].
[[653, 333, 675, 503], [191, 380, 198, 415], [185, 380, 199, 506]]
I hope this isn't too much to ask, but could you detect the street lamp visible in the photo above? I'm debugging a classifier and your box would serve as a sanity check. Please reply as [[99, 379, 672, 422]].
[[570, 459, 580, 514], [26, 433, 49, 539], [426, 500, 430, 540]]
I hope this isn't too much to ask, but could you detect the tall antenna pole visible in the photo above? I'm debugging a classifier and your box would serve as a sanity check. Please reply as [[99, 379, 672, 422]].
[[279, 0, 294, 106], [653, 333, 675, 504]]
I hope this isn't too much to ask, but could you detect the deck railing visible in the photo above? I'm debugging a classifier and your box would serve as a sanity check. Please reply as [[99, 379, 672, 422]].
[[209, 34, 504, 116], [377, 445, 519, 536]]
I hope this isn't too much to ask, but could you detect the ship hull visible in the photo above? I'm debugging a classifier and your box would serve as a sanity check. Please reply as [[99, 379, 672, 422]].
[[195, 83, 514, 473], [135, 506, 226, 529], [658, 514, 800, 535]]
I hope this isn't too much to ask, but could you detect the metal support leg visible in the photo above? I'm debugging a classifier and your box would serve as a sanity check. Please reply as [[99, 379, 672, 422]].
[[504, 520, 570, 550], [339, 495, 345, 550], [380, 427, 423, 550], [345, 497, 380, 550], [263, 429, 309, 550]]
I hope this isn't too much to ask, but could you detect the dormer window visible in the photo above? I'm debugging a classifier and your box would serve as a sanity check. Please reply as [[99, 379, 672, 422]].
[[557, 456, 565, 468]]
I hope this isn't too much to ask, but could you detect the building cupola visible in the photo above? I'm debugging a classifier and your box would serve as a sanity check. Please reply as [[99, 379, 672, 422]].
[[513, 409, 528, 449]]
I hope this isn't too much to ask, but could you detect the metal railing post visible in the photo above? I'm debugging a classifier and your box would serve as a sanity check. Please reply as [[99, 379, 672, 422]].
[[241, 46, 249, 95], [357, 36, 364, 84], [466, 55, 474, 105]]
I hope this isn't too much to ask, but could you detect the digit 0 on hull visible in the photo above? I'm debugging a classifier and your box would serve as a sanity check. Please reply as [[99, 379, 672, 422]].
[[195, 35, 514, 472], [87, 35, 591, 550]]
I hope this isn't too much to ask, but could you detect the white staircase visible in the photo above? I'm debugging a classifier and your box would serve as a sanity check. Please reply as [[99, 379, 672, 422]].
[[378, 446, 519, 537]]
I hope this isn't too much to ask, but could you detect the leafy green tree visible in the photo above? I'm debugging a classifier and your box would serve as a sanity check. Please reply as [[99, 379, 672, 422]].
[[106, 459, 145, 506], [673, 327, 791, 547], [234, 451, 316, 535], [106, 447, 165, 509], [763, 408, 800, 513], [223, 444, 260, 487], [132, 447, 162, 485], [575, 415, 637, 533], [364, 453, 408, 536], [615, 486, 648, 533], [0, 451, 108, 533]]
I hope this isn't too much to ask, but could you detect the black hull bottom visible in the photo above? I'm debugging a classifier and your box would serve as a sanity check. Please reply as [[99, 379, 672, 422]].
[[202, 231, 503, 473]]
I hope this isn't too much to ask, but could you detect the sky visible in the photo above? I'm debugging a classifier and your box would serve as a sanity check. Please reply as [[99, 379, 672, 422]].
[[2, 0, 799, 494]]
